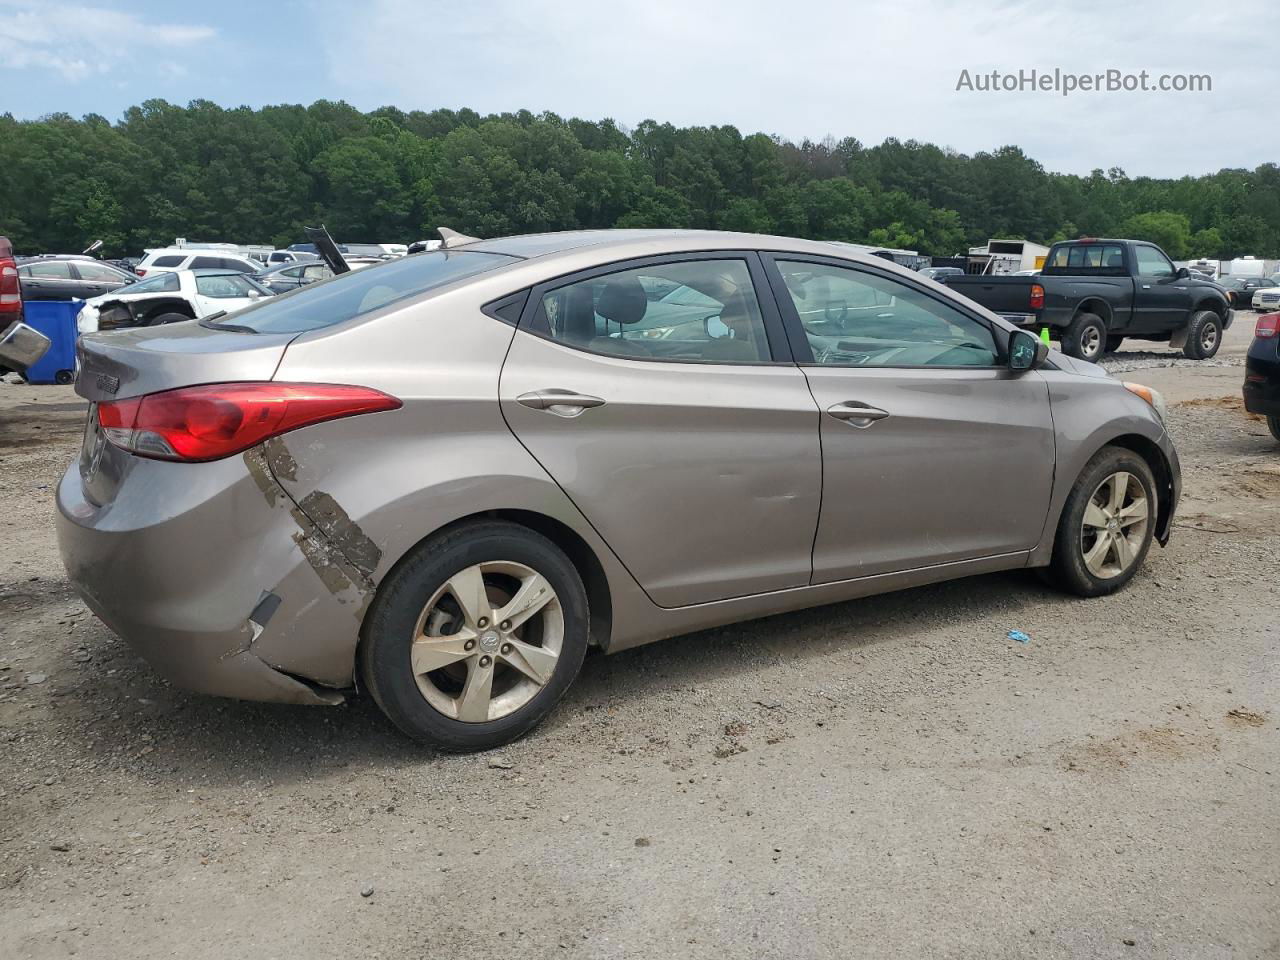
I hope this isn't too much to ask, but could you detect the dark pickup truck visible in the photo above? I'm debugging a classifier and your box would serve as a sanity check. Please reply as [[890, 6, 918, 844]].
[[946, 238, 1232, 362]]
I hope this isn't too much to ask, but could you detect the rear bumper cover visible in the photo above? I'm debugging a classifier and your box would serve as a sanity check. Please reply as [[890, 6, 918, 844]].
[[55, 445, 370, 705]]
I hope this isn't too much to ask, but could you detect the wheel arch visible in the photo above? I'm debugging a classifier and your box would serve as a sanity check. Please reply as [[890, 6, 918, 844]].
[[369, 508, 614, 652], [136, 298, 196, 322], [1074, 299, 1112, 326], [1104, 434, 1175, 544]]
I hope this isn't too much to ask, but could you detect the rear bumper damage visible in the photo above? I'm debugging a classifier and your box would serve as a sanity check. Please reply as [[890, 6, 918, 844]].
[[55, 442, 373, 705]]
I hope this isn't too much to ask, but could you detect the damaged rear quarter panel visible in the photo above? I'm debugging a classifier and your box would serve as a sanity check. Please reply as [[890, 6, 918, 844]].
[[263, 283, 641, 631]]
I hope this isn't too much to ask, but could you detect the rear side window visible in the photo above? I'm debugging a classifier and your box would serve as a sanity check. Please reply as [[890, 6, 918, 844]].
[[22, 261, 73, 278], [205, 250, 519, 333], [190, 256, 222, 269], [151, 255, 185, 267], [1044, 244, 1126, 273], [531, 259, 771, 362], [217, 257, 255, 273]]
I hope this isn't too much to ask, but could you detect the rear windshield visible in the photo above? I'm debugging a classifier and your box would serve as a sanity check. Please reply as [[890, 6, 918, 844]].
[[1043, 243, 1126, 275], [203, 250, 518, 333]]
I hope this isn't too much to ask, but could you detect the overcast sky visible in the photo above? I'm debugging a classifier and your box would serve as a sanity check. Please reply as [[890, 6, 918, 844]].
[[1, 0, 1272, 178]]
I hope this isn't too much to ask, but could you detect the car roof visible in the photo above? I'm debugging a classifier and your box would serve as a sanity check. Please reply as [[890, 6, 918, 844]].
[[461, 228, 902, 265]]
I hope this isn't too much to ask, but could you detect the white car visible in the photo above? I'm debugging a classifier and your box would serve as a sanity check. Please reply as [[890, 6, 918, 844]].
[[1251, 286, 1280, 312], [135, 248, 263, 277], [76, 269, 271, 333]]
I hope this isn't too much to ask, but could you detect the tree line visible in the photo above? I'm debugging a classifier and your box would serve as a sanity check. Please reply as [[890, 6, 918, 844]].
[[1, 99, 1276, 261]]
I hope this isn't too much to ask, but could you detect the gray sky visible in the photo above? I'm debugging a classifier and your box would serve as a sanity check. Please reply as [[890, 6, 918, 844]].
[[1, 0, 1272, 178]]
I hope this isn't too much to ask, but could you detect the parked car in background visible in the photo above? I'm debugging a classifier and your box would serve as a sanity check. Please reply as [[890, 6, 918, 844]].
[[76, 269, 271, 332], [379, 243, 409, 257], [946, 238, 1232, 361], [135, 248, 263, 277], [1251, 285, 1280, 312], [1244, 312, 1280, 443], [1218, 276, 1276, 308], [58, 228, 1180, 751], [919, 266, 963, 282], [265, 250, 318, 266], [254, 260, 333, 294], [17, 255, 136, 301]]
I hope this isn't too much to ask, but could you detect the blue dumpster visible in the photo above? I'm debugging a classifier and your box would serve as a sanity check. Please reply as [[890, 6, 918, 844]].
[[23, 300, 80, 385]]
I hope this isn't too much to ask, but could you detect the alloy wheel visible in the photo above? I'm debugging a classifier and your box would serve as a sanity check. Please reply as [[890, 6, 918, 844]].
[[1079, 471, 1150, 579], [1200, 321, 1219, 354], [1080, 325, 1102, 360], [410, 561, 564, 722]]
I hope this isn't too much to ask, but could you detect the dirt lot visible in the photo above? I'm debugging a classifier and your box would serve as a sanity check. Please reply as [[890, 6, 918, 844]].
[[2, 323, 1277, 960]]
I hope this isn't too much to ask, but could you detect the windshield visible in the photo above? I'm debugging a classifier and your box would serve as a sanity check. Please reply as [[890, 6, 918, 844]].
[[195, 274, 266, 299], [204, 250, 519, 333]]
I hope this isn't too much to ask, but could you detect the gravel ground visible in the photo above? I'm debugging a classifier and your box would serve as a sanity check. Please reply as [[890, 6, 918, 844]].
[[1, 327, 1277, 959]]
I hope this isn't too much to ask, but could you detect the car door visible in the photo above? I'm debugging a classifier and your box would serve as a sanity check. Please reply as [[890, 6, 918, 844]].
[[763, 254, 1055, 583], [71, 260, 130, 299], [1131, 244, 1188, 331], [18, 260, 79, 300], [499, 252, 822, 608]]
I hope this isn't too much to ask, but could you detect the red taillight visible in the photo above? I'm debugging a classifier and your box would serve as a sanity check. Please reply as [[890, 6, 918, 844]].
[[1029, 283, 1045, 310], [0, 258, 20, 313], [1255, 313, 1280, 339], [97, 382, 401, 462], [134, 268, 147, 277]]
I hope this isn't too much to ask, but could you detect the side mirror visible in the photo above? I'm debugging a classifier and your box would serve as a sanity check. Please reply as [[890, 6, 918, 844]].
[[1008, 329, 1048, 372], [1176, 267, 1191, 279]]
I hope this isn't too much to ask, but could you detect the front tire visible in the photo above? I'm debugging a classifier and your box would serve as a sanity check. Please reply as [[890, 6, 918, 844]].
[[1269, 416, 1280, 443], [1182, 310, 1222, 360], [1045, 446, 1156, 597], [1105, 335, 1124, 354], [359, 520, 589, 751], [1062, 312, 1107, 362], [144, 312, 193, 327]]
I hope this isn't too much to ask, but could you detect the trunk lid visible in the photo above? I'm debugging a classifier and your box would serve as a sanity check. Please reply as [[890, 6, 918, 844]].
[[74, 322, 295, 402]]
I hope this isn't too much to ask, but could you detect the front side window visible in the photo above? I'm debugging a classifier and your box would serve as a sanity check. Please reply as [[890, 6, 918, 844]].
[[190, 256, 222, 269], [776, 260, 998, 367], [195, 274, 262, 299], [1134, 245, 1174, 277], [150, 255, 185, 267], [205, 249, 518, 334], [76, 261, 126, 282], [218, 257, 255, 273], [534, 259, 771, 362], [23, 260, 73, 279]]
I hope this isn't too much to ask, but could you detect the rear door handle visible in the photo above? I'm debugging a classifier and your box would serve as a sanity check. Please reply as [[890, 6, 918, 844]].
[[517, 389, 606, 418], [826, 401, 890, 426]]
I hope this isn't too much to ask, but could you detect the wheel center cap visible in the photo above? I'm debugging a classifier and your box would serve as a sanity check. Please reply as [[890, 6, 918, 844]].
[[1107, 519, 1120, 533], [478, 630, 501, 653]]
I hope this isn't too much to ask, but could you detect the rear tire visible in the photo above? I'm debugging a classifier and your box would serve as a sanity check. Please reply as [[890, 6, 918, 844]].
[[1062, 312, 1107, 362], [1045, 445, 1157, 598], [1268, 416, 1280, 443], [359, 520, 590, 752], [1182, 310, 1222, 360], [1105, 335, 1124, 354]]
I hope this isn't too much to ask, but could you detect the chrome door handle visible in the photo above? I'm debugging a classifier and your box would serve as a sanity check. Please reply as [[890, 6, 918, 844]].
[[826, 401, 889, 426], [517, 390, 606, 418]]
